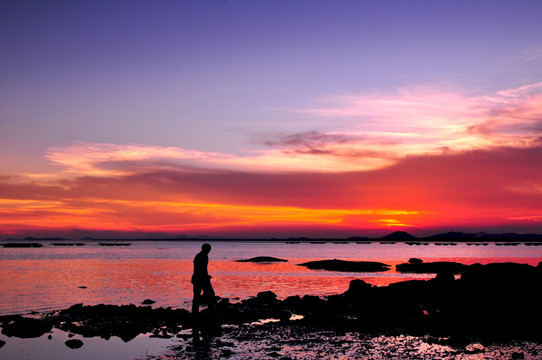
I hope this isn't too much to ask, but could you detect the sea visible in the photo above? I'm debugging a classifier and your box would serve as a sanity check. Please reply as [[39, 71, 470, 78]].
[[1, 240, 541, 316]]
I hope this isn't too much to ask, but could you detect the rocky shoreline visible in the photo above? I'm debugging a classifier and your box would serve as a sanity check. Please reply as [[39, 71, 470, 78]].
[[1, 261, 541, 357]]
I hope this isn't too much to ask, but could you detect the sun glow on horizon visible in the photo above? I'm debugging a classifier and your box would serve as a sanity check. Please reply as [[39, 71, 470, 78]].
[[0, 196, 428, 236]]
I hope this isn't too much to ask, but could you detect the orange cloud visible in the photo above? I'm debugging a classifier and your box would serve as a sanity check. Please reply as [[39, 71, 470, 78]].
[[2, 143, 542, 238]]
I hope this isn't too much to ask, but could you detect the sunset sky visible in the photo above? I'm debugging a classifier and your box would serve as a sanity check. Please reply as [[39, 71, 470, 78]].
[[2, 1, 542, 238]]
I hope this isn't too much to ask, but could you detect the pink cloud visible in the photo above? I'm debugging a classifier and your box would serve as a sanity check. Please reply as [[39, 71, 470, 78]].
[[293, 82, 542, 158]]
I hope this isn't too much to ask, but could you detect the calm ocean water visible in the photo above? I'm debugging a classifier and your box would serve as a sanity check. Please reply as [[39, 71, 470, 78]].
[[1, 241, 541, 316]]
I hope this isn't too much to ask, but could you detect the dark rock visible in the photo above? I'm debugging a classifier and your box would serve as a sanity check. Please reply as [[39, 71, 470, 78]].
[[217, 297, 231, 307], [388, 279, 428, 291], [431, 271, 455, 285], [257, 291, 278, 302], [409, 258, 423, 264], [301, 295, 326, 312], [65, 339, 83, 349], [344, 279, 372, 298], [236, 256, 287, 263], [0, 339, 5, 348], [241, 291, 279, 308], [2, 242, 43, 248], [396, 261, 467, 274], [142, 299, 155, 305], [281, 296, 302, 310], [1, 318, 52, 338], [299, 259, 390, 272]]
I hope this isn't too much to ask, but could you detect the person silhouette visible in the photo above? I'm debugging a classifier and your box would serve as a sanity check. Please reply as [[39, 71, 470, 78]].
[[191, 243, 215, 315]]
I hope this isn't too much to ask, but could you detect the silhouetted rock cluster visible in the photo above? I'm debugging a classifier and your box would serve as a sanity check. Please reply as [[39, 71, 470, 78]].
[[1, 262, 540, 344]]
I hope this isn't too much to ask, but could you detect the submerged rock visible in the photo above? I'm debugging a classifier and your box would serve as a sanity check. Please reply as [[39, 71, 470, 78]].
[[236, 257, 288, 263], [299, 259, 390, 272], [2, 242, 43, 248], [65, 339, 83, 349]]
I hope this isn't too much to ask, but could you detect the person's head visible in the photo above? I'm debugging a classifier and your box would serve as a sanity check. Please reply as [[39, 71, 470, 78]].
[[201, 243, 211, 254]]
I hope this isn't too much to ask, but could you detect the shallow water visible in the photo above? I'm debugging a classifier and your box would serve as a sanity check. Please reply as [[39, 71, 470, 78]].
[[1, 241, 541, 360], [0, 241, 540, 315], [0, 328, 171, 360]]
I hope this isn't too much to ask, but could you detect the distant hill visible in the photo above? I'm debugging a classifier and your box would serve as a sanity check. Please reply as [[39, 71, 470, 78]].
[[380, 231, 417, 241]]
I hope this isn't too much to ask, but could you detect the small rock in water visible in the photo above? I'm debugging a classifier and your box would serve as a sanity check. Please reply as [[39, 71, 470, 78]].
[[0, 340, 6, 348], [142, 299, 155, 305], [65, 339, 83, 349]]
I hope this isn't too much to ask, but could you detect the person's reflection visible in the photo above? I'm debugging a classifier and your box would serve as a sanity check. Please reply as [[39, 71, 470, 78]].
[[191, 243, 215, 316]]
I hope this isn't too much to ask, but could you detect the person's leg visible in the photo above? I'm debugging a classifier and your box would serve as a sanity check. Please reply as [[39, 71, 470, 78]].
[[192, 284, 202, 315]]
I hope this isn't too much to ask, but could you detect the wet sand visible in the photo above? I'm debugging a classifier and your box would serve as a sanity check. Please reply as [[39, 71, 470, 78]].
[[152, 324, 542, 360]]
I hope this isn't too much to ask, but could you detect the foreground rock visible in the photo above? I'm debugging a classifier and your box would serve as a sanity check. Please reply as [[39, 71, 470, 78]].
[[299, 259, 390, 272], [1, 317, 52, 338]]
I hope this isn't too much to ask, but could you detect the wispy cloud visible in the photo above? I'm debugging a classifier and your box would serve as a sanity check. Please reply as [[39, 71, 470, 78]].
[[291, 82, 542, 160]]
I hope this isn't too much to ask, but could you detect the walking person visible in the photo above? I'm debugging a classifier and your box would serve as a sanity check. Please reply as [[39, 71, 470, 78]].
[[191, 243, 215, 315]]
